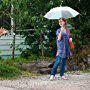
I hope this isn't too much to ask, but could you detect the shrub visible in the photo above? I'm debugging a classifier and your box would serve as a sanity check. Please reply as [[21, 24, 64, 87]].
[[0, 64, 21, 79]]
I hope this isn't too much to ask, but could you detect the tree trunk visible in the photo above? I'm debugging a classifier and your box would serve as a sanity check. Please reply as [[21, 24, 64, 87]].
[[11, 0, 15, 63]]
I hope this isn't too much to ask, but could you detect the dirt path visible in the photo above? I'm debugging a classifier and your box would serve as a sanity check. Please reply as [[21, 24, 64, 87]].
[[0, 72, 90, 90]]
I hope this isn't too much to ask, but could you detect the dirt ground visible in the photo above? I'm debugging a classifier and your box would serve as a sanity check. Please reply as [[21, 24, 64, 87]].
[[0, 72, 90, 90]]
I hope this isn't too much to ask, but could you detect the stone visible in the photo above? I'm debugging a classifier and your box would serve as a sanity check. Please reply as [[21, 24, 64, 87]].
[[36, 61, 52, 68], [19, 61, 52, 74], [37, 68, 51, 74]]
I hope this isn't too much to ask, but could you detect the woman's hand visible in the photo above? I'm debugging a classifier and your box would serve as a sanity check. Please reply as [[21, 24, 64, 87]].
[[57, 31, 62, 41], [61, 27, 65, 32], [58, 27, 66, 41]]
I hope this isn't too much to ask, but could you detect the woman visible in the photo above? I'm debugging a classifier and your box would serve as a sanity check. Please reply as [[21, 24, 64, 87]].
[[50, 18, 72, 80]]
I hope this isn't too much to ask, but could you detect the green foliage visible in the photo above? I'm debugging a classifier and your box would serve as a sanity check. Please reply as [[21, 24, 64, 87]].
[[12, 0, 63, 58], [5, 57, 30, 64], [0, 56, 52, 79], [0, 0, 90, 60], [0, 0, 11, 29], [0, 63, 21, 79], [62, 0, 90, 45]]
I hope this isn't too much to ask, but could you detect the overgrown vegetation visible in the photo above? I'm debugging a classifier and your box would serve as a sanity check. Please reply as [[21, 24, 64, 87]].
[[0, 0, 90, 79], [0, 62, 21, 79], [0, 56, 52, 79]]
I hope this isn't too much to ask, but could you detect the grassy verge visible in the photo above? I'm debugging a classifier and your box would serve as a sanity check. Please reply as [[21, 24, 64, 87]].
[[0, 56, 51, 79], [0, 56, 89, 79], [66, 69, 90, 75], [0, 64, 21, 80], [82, 69, 90, 73]]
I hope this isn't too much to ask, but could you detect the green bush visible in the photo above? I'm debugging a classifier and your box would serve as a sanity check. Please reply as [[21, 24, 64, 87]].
[[0, 64, 21, 79]]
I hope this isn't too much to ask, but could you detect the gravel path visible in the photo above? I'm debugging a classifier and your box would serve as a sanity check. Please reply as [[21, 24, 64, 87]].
[[0, 72, 90, 90]]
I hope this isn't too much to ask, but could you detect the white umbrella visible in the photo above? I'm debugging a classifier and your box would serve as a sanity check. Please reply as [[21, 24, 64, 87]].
[[44, 6, 79, 19]]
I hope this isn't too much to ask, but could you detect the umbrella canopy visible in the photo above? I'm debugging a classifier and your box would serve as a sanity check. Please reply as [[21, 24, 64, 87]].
[[44, 6, 79, 19]]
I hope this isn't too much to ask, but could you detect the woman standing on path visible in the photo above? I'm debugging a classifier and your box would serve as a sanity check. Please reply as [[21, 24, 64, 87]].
[[50, 18, 72, 80]]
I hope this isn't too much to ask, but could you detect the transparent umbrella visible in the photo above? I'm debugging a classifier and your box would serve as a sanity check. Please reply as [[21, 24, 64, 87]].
[[44, 6, 79, 19]]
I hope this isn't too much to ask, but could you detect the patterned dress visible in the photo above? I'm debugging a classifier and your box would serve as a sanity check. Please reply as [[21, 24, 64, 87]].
[[56, 28, 71, 58]]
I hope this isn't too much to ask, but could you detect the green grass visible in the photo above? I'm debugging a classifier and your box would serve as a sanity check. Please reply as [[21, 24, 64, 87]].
[[0, 63, 21, 79], [66, 69, 90, 75], [82, 69, 90, 73], [0, 56, 89, 80], [0, 56, 51, 79], [1, 56, 52, 64], [21, 71, 44, 77]]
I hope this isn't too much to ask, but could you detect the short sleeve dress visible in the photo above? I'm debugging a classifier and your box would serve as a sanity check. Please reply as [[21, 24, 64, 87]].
[[56, 28, 71, 58]]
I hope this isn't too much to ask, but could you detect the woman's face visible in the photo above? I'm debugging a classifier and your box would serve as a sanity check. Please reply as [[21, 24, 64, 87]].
[[58, 19, 66, 27]]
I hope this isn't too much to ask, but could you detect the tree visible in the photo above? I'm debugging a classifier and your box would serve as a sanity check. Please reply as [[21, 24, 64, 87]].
[[1, 0, 89, 60], [0, 0, 11, 29], [62, 0, 90, 46], [12, 0, 62, 59]]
